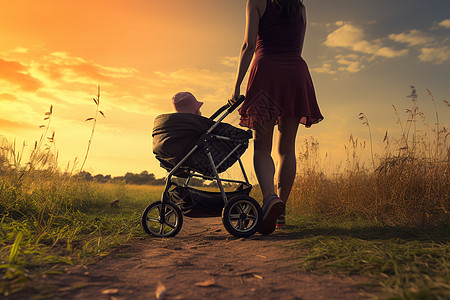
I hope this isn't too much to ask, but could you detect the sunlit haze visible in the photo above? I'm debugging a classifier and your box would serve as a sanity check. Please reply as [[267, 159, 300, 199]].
[[1, 0, 449, 180]]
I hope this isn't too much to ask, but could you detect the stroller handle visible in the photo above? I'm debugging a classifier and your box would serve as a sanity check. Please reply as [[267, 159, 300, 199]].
[[210, 95, 245, 121]]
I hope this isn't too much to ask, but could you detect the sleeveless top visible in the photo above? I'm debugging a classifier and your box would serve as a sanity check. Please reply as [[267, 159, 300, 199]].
[[255, 0, 305, 57]]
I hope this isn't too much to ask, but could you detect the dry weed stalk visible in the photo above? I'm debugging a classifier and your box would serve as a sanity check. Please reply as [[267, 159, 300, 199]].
[[28, 105, 57, 171], [358, 112, 375, 170], [291, 86, 449, 227], [80, 86, 105, 172]]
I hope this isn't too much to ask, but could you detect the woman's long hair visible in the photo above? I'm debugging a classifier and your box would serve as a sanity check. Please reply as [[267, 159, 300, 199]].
[[271, 0, 303, 20]]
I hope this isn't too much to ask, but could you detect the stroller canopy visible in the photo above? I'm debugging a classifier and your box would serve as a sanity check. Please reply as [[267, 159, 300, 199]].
[[153, 113, 252, 176]]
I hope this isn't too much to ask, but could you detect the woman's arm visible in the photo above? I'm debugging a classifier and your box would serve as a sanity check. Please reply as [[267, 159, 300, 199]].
[[299, 4, 306, 57], [231, 0, 262, 100]]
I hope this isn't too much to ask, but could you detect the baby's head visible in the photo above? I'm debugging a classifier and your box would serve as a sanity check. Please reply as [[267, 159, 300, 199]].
[[172, 92, 203, 116]]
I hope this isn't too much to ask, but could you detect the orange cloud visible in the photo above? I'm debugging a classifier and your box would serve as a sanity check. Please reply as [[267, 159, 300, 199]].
[[0, 58, 42, 91], [37, 52, 138, 84], [0, 118, 34, 130], [0, 93, 18, 101]]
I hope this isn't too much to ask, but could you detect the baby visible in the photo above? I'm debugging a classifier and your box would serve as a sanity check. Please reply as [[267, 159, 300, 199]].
[[172, 92, 203, 116]]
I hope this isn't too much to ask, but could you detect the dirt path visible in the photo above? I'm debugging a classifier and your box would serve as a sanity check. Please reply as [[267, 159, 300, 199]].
[[14, 218, 375, 300]]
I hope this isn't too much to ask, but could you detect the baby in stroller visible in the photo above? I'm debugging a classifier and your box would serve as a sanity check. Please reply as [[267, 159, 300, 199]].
[[142, 94, 263, 238], [171, 91, 203, 116]]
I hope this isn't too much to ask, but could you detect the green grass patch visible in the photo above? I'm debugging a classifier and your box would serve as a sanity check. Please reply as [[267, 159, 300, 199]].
[[286, 215, 450, 299], [0, 179, 162, 296]]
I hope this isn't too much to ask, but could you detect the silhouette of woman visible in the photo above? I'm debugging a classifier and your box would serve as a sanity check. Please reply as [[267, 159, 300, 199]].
[[231, 0, 323, 234]]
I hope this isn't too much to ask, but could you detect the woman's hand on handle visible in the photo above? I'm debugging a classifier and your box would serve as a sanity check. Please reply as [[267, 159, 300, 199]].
[[231, 86, 240, 101]]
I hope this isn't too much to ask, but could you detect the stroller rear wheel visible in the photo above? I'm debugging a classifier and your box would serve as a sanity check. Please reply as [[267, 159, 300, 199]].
[[222, 196, 261, 238], [142, 201, 183, 237]]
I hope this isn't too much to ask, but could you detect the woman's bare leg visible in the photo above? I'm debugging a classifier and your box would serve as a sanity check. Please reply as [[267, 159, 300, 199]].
[[253, 119, 285, 235], [253, 119, 276, 201], [276, 116, 301, 206]]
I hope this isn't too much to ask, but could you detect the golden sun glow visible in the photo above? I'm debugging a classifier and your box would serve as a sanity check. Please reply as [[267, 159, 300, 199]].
[[1, 0, 449, 178]]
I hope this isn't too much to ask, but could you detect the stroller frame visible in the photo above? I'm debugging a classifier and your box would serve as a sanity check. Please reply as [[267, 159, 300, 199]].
[[163, 104, 251, 205], [142, 96, 262, 238]]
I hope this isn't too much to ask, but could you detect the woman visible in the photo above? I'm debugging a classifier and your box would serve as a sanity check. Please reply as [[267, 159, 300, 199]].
[[231, 0, 323, 235]]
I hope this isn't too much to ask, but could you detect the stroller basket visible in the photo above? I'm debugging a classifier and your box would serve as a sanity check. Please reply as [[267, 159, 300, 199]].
[[169, 183, 252, 218]]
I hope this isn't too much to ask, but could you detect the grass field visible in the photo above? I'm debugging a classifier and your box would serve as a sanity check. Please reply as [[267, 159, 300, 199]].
[[1, 91, 449, 298], [282, 96, 449, 299], [286, 216, 450, 299], [2, 174, 448, 299], [0, 176, 156, 295]]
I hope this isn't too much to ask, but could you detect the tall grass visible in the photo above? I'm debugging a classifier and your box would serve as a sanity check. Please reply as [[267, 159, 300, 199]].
[[286, 89, 449, 299], [0, 136, 154, 296], [290, 88, 449, 227]]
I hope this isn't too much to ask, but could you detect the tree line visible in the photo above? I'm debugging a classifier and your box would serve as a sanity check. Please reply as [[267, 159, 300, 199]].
[[78, 170, 220, 187]]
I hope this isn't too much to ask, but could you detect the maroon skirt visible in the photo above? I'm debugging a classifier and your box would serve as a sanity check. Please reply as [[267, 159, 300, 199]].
[[239, 54, 323, 129]]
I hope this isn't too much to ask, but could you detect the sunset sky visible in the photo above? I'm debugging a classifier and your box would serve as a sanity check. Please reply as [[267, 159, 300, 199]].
[[1, 0, 449, 180]]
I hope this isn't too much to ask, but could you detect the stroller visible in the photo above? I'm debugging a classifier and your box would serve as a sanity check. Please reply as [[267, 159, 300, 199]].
[[141, 96, 262, 238]]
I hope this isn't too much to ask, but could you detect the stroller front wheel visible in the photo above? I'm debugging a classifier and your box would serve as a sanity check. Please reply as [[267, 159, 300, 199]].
[[222, 196, 261, 238], [142, 201, 183, 237]]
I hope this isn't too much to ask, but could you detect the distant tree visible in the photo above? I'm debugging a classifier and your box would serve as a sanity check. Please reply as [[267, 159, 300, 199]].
[[88, 171, 167, 185], [93, 174, 104, 182], [120, 171, 159, 185], [153, 178, 165, 185], [140, 171, 156, 184], [111, 176, 125, 184], [189, 178, 205, 187], [124, 172, 134, 184], [93, 174, 111, 183], [79, 171, 93, 181]]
